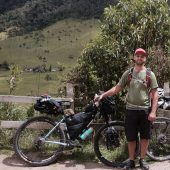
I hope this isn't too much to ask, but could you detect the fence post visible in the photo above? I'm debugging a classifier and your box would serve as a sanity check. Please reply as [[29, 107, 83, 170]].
[[66, 83, 74, 110], [164, 82, 170, 96]]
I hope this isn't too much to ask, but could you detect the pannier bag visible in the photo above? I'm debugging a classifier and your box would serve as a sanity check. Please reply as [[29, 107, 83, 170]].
[[34, 96, 63, 115], [105, 128, 120, 149], [65, 111, 95, 140]]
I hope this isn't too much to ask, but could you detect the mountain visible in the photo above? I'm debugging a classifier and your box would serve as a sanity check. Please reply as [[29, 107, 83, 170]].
[[0, 0, 117, 36]]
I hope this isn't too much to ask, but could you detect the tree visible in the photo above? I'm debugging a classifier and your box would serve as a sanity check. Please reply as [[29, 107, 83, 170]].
[[68, 0, 170, 117], [148, 46, 170, 86]]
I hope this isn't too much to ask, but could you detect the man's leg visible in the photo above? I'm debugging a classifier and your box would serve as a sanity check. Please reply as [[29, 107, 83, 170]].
[[128, 141, 137, 160], [125, 110, 138, 160], [124, 110, 138, 169], [138, 110, 151, 170], [139, 139, 149, 169], [123, 141, 136, 169], [140, 139, 149, 159]]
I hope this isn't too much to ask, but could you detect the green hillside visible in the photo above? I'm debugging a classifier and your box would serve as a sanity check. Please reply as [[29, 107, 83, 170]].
[[0, 18, 100, 96], [0, 18, 99, 67]]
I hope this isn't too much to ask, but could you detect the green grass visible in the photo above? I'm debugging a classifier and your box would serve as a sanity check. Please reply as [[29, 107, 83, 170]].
[[0, 18, 100, 95], [0, 71, 67, 95]]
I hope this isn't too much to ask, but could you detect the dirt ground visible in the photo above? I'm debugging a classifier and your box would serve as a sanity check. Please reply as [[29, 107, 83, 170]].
[[0, 154, 169, 170]]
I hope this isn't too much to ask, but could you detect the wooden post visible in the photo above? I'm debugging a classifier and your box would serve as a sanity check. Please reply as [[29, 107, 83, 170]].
[[66, 83, 74, 109], [164, 82, 170, 96]]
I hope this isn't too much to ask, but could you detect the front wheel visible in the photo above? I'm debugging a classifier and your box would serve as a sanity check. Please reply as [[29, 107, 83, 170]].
[[13, 116, 65, 166], [147, 117, 170, 161], [94, 121, 128, 167]]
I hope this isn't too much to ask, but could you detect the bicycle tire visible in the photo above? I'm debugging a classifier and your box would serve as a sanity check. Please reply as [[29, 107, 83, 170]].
[[13, 116, 65, 166], [147, 117, 170, 161], [94, 121, 128, 167]]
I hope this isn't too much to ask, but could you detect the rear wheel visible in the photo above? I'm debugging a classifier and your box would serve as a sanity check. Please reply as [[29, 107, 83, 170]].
[[94, 121, 128, 167], [13, 116, 65, 166], [147, 117, 170, 161]]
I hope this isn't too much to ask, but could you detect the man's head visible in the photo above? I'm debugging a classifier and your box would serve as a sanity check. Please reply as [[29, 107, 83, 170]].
[[134, 48, 147, 65]]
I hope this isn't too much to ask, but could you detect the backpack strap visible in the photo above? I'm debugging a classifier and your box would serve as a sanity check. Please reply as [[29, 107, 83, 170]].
[[127, 67, 151, 88], [127, 68, 134, 86], [146, 68, 151, 88]]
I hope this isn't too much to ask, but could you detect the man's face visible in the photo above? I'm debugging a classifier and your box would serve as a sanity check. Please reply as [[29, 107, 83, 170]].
[[134, 54, 146, 65]]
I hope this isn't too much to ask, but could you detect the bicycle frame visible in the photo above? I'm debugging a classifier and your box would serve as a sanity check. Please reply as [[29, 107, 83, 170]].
[[38, 114, 99, 147], [156, 117, 170, 134], [40, 117, 68, 146], [154, 117, 170, 144]]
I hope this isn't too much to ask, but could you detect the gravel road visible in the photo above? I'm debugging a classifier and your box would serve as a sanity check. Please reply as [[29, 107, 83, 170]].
[[0, 154, 169, 170]]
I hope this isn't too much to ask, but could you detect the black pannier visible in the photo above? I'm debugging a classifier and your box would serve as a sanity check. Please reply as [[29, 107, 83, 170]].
[[34, 97, 63, 115], [65, 110, 95, 140]]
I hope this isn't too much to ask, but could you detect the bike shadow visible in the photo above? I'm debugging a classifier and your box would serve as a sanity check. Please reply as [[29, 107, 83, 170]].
[[55, 151, 114, 169], [2, 154, 155, 170], [2, 152, 114, 169], [57, 161, 114, 169], [2, 153, 29, 167]]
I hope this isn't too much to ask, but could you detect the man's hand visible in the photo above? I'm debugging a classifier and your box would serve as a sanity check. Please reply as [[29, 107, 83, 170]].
[[148, 112, 156, 122], [94, 94, 105, 107], [94, 94, 103, 101]]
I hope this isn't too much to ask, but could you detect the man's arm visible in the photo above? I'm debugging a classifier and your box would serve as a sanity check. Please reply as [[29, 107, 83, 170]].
[[96, 70, 128, 101], [148, 89, 158, 122], [100, 85, 122, 99]]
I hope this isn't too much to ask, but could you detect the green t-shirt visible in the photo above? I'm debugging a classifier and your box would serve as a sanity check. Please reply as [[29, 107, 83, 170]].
[[117, 69, 158, 110]]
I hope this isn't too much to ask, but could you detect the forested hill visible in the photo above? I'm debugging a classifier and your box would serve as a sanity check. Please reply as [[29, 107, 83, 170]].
[[0, 0, 117, 36]]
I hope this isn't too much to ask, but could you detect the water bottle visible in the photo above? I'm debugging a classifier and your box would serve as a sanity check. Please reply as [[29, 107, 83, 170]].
[[79, 127, 93, 140]]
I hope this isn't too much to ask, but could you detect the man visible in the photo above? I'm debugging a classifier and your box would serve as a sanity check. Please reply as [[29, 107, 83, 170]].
[[98, 48, 158, 170]]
